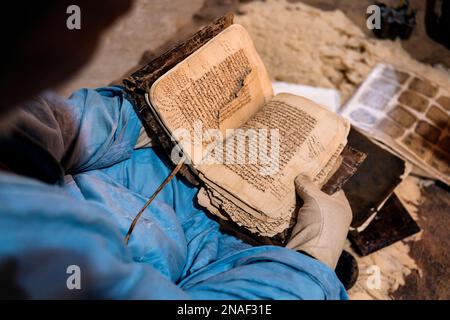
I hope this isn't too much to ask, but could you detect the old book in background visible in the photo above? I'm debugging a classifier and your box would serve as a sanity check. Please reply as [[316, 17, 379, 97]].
[[343, 128, 411, 228], [340, 63, 450, 186], [342, 129, 420, 255], [349, 193, 420, 256], [124, 15, 365, 238]]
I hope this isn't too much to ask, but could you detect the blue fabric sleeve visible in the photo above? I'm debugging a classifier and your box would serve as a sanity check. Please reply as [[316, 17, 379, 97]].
[[6, 86, 142, 175], [0, 173, 188, 299], [0, 171, 346, 299], [62, 86, 142, 173]]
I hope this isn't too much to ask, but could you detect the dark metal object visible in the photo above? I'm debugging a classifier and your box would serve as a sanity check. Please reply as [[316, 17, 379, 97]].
[[372, 0, 416, 40], [349, 193, 421, 256]]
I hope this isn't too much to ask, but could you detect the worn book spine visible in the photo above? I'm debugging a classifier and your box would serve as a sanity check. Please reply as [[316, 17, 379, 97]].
[[322, 145, 367, 195]]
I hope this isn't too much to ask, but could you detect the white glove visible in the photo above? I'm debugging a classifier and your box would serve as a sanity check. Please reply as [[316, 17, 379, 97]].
[[286, 175, 352, 269]]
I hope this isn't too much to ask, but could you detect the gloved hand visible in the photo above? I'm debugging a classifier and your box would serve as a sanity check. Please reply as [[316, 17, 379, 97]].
[[286, 175, 353, 270]]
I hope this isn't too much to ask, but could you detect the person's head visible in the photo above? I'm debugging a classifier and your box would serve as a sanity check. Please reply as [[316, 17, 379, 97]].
[[0, 0, 134, 118]]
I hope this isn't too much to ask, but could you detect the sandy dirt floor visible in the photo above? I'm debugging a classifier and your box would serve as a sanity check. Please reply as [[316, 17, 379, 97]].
[[59, 0, 450, 299]]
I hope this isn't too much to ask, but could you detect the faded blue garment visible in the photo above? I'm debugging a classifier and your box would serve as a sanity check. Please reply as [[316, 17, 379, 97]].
[[0, 86, 347, 299]]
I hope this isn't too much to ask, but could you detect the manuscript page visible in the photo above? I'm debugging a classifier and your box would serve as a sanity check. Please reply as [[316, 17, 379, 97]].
[[197, 93, 350, 217], [149, 24, 273, 165]]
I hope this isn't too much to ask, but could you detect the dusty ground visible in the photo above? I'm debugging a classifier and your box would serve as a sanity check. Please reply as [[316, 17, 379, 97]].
[[59, 0, 450, 299], [59, 0, 450, 96], [298, 0, 450, 67]]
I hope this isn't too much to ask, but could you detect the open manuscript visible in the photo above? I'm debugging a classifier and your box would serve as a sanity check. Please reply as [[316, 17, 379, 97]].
[[125, 17, 364, 238]]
